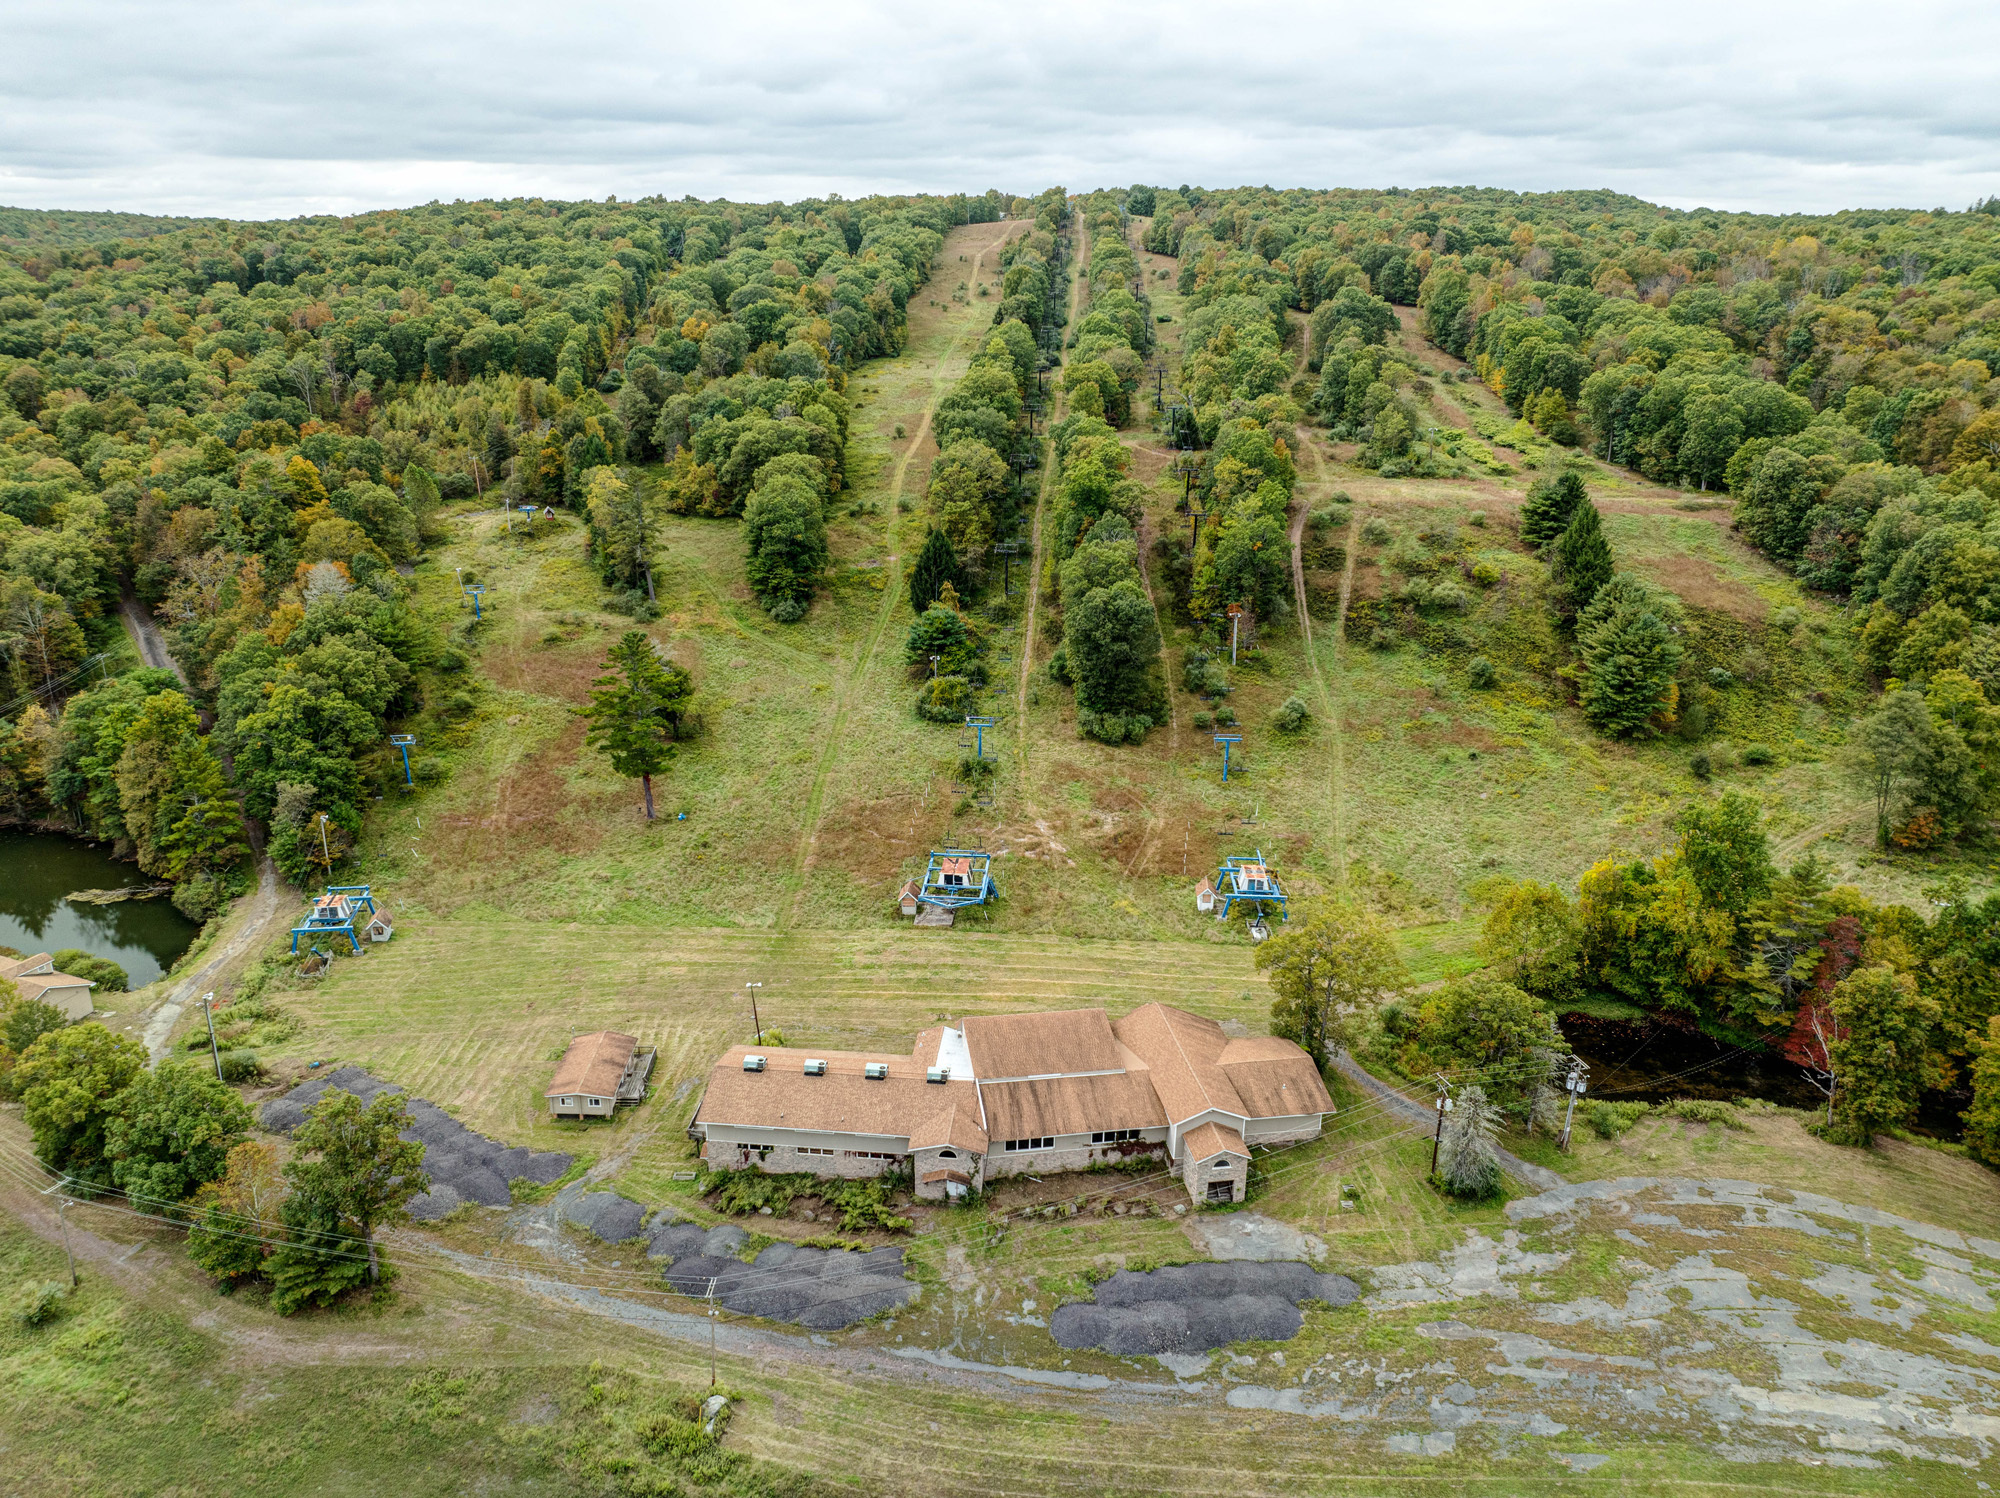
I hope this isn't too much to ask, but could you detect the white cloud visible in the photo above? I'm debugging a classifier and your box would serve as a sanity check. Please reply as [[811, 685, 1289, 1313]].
[[0, 0, 1994, 217]]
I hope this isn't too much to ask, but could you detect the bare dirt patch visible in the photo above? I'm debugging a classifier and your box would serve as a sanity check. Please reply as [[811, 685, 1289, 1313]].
[[815, 785, 958, 883]]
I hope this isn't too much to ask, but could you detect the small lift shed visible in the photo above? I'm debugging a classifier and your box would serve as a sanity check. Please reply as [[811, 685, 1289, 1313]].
[[918, 849, 997, 909], [290, 885, 377, 955]]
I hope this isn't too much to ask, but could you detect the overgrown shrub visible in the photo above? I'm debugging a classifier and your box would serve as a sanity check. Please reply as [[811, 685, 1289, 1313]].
[[1361, 518, 1392, 546], [1272, 695, 1312, 733], [1665, 1097, 1745, 1128], [1467, 656, 1496, 689], [1586, 1100, 1650, 1138], [1079, 709, 1154, 744], [11, 1280, 68, 1327], [916, 674, 974, 723]]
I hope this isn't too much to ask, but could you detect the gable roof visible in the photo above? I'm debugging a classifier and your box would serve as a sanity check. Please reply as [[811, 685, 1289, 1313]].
[[546, 1030, 637, 1099], [1182, 1120, 1249, 1162], [1112, 1002, 1246, 1123], [0, 954, 94, 1002], [980, 1069, 1167, 1141], [1219, 1036, 1334, 1117], [908, 1098, 988, 1153], [962, 1008, 1123, 1080]]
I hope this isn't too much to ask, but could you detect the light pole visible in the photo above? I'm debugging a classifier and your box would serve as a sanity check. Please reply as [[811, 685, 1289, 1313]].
[[1559, 1063, 1589, 1152], [317, 813, 332, 871], [1227, 604, 1243, 666], [1429, 1078, 1454, 1177], [201, 991, 221, 1081], [746, 982, 764, 1044]]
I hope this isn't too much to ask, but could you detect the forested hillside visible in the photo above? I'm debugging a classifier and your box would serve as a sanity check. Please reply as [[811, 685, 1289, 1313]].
[[0, 188, 1008, 901]]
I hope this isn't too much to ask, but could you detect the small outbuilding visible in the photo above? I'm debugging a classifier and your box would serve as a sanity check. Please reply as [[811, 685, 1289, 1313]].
[[360, 905, 394, 942], [546, 1031, 654, 1120], [0, 954, 95, 1022], [1195, 877, 1216, 914], [898, 880, 921, 917]]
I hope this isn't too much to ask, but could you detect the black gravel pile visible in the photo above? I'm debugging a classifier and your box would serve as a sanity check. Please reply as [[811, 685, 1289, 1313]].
[[1050, 1260, 1360, 1355], [649, 1223, 917, 1330], [260, 1066, 572, 1220], [562, 1191, 648, 1243]]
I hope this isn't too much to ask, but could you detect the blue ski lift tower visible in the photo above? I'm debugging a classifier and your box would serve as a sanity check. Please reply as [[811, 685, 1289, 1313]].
[[918, 849, 997, 909], [290, 886, 377, 955], [1209, 851, 1287, 927]]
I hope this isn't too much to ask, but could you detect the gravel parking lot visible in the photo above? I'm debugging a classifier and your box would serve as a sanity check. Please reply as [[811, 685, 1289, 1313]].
[[1050, 1260, 1360, 1355], [261, 1066, 573, 1220]]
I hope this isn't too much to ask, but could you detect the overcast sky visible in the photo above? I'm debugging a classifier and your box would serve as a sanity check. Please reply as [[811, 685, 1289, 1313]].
[[2, 0, 1994, 220]]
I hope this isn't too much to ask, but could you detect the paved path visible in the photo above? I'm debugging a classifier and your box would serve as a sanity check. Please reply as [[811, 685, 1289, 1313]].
[[118, 592, 186, 683], [1330, 1052, 1563, 1190]]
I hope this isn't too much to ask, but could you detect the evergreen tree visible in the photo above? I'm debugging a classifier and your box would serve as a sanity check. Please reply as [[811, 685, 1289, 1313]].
[[580, 631, 694, 820], [1437, 1084, 1502, 1198], [1576, 573, 1684, 737], [564, 431, 612, 503], [908, 527, 968, 615], [1519, 470, 1587, 548], [583, 467, 659, 596], [1553, 499, 1614, 616]]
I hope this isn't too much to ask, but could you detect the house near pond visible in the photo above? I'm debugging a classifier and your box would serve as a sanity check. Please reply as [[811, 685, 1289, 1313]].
[[687, 1003, 1333, 1206], [1, 953, 97, 1022]]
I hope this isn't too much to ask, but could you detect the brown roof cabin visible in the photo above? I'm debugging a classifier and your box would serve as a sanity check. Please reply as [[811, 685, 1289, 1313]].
[[546, 1031, 654, 1120], [0, 954, 97, 1022]]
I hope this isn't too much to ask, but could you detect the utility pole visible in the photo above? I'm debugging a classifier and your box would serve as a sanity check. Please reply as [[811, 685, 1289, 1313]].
[[1558, 1063, 1589, 1152], [708, 1277, 720, 1386], [1429, 1077, 1454, 1177], [58, 1197, 77, 1287], [1227, 605, 1242, 666], [317, 813, 332, 872], [201, 992, 221, 1081], [746, 982, 763, 1044]]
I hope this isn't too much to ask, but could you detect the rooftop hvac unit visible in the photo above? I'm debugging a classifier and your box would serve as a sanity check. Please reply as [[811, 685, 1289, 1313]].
[[742, 1055, 767, 1072], [926, 1066, 949, 1084], [803, 1059, 827, 1076], [864, 1062, 888, 1080]]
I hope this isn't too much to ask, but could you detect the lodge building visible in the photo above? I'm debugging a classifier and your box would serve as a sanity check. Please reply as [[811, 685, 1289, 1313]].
[[687, 1003, 1333, 1206]]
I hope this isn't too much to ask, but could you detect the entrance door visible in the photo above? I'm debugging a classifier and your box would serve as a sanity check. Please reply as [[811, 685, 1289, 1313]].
[[1206, 1179, 1235, 1203]]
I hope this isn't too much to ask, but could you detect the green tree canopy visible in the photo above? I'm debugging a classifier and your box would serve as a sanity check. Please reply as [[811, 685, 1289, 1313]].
[[1576, 573, 1684, 736], [1829, 965, 1943, 1144], [742, 474, 828, 617], [104, 1061, 253, 1204], [285, 1087, 430, 1285], [1255, 899, 1407, 1067], [15, 1023, 146, 1185]]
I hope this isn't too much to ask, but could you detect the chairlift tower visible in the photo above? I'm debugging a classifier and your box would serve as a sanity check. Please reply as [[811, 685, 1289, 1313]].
[[1213, 731, 1242, 784], [462, 583, 486, 621], [389, 734, 417, 789], [992, 542, 1020, 597], [1209, 850, 1288, 926], [964, 716, 996, 762]]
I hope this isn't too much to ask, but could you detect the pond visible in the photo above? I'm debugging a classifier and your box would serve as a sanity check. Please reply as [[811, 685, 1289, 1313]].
[[0, 830, 200, 991]]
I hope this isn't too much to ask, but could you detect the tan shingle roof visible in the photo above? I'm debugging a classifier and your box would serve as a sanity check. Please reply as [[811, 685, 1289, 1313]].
[[921, 1169, 972, 1186], [980, 1071, 1166, 1141], [908, 1099, 987, 1153], [546, 1031, 636, 1099], [697, 1044, 976, 1139], [1, 954, 93, 1002], [1181, 1120, 1248, 1162], [1112, 1003, 1246, 1123], [962, 1008, 1123, 1080], [1220, 1037, 1334, 1116]]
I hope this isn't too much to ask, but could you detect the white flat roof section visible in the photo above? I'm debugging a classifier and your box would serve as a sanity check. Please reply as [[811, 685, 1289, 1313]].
[[932, 1025, 976, 1080]]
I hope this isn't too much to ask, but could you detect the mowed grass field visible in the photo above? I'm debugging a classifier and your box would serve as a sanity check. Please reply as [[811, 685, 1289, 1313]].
[[278, 214, 1992, 1195]]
